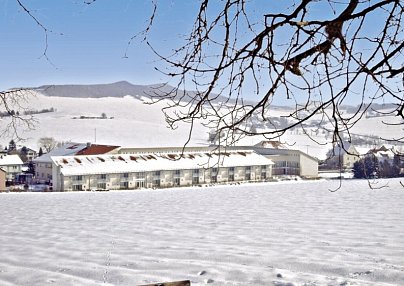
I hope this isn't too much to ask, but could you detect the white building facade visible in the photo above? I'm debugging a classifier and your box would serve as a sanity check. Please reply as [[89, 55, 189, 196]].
[[0, 155, 24, 181], [52, 150, 274, 191]]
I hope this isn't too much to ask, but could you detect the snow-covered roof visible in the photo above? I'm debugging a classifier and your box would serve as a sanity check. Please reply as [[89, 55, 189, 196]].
[[355, 147, 371, 156], [52, 150, 274, 176], [254, 140, 289, 149], [0, 154, 24, 166], [33, 143, 88, 163]]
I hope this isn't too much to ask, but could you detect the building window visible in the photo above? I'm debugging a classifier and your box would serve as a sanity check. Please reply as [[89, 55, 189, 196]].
[[192, 176, 199, 184], [152, 179, 160, 187], [229, 174, 234, 181], [211, 175, 217, 183], [74, 175, 82, 181], [136, 172, 145, 179], [120, 181, 129, 189], [261, 165, 267, 179], [174, 170, 181, 177], [245, 173, 251, 181], [229, 167, 235, 174], [97, 182, 107, 190], [136, 181, 145, 188], [99, 174, 107, 180], [193, 169, 199, 176], [153, 171, 161, 177], [72, 184, 82, 191], [174, 177, 180, 186], [122, 173, 129, 178], [245, 166, 251, 173]]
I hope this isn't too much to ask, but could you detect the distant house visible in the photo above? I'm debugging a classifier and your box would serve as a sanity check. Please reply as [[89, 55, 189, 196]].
[[33, 142, 120, 183], [51, 150, 274, 191], [0, 168, 6, 191], [0, 154, 24, 181], [234, 141, 319, 178], [327, 142, 360, 169], [17, 147, 38, 162], [368, 145, 396, 164]]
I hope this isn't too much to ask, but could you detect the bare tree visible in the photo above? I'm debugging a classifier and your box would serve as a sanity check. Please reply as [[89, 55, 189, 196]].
[[141, 0, 403, 148], [0, 89, 36, 141], [37, 137, 57, 153], [10, 0, 404, 150]]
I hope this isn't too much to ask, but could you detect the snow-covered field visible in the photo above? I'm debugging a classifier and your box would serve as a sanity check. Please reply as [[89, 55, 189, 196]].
[[1, 179, 403, 286]]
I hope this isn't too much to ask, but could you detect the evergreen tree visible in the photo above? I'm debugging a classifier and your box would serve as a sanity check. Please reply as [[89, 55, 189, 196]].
[[392, 155, 402, 177], [8, 140, 16, 152], [353, 161, 365, 179], [38, 147, 44, 157], [27, 162, 35, 175], [19, 146, 29, 163]]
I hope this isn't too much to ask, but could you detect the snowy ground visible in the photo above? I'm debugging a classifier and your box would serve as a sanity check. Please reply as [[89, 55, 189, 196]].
[[1, 179, 403, 286]]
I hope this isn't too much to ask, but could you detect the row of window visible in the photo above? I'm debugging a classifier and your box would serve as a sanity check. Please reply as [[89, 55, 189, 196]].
[[71, 166, 269, 183], [274, 161, 300, 168]]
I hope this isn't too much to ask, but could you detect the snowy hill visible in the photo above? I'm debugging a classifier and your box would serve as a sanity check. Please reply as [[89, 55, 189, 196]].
[[36, 81, 181, 100], [0, 84, 402, 160], [0, 90, 209, 150]]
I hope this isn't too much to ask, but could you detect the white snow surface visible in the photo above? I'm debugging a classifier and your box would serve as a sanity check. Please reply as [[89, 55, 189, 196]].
[[1, 179, 403, 286]]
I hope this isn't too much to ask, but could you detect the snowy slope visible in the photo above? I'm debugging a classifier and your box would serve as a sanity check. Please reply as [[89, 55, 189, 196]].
[[0, 179, 403, 286], [0, 90, 402, 160], [0, 92, 209, 149]]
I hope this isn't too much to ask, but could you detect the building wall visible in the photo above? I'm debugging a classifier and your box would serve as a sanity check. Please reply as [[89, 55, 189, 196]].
[[34, 162, 53, 183], [342, 154, 361, 169], [246, 147, 318, 178], [299, 154, 319, 178], [0, 170, 6, 191], [0, 164, 22, 181], [56, 164, 273, 191], [120, 146, 318, 178]]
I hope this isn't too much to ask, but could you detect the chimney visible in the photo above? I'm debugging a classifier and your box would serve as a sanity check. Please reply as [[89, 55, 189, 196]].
[[86, 142, 92, 148]]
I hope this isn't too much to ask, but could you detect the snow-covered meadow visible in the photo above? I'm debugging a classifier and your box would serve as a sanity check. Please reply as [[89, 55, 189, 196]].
[[1, 179, 403, 286]]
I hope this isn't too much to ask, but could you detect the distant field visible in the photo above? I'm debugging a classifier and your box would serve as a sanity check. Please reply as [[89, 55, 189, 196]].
[[0, 178, 403, 286]]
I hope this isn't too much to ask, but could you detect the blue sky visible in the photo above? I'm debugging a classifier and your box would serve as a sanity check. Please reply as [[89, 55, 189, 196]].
[[1, 0, 201, 90], [0, 1, 395, 106]]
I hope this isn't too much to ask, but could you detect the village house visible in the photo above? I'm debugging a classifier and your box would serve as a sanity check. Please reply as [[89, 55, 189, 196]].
[[326, 142, 361, 169], [17, 147, 38, 162], [51, 150, 274, 191], [0, 154, 24, 181], [236, 141, 319, 178]]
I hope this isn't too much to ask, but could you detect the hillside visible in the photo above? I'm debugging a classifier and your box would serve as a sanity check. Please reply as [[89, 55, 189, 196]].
[[0, 84, 402, 160], [36, 81, 180, 99]]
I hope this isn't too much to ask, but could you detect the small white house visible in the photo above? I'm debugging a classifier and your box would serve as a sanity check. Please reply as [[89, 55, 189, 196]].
[[0, 154, 24, 181]]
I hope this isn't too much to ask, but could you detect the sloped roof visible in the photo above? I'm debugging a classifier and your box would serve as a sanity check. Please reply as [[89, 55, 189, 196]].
[[52, 150, 274, 176], [0, 154, 24, 166], [33, 143, 88, 163], [75, 144, 120, 155], [254, 140, 289, 149]]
